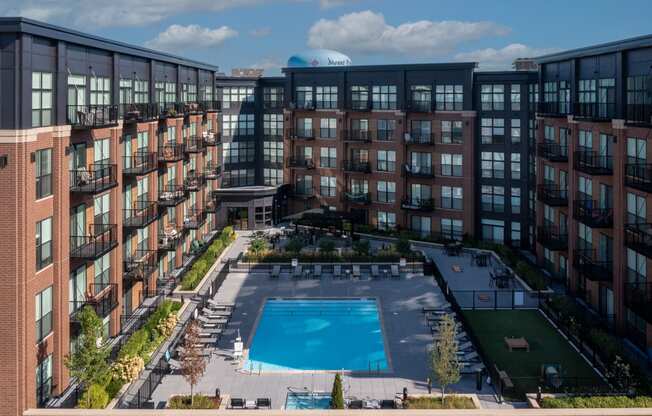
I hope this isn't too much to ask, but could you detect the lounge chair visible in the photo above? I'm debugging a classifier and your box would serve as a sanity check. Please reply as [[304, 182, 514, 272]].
[[293, 265, 302, 279], [371, 265, 380, 279], [391, 264, 400, 279], [314, 264, 322, 278], [230, 398, 245, 409], [197, 315, 228, 326], [334, 264, 342, 279], [380, 400, 396, 409], [198, 328, 223, 336], [462, 351, 479, 361], [458, 341, 473, 351], [207, 299, 235, 310], [271, 265, 280, 279], [353, 264, 361, 278], [256, 398, 271, 409], [348, 400, 363, 409]]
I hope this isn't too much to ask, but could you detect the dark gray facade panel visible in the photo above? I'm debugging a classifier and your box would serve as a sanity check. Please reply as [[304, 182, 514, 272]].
[[118, 55, 149, 79], [577, 53, 617, 78], [626, 47, 652, 74]]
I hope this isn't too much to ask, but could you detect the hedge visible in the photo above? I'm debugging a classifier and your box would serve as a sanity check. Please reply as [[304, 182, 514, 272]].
[[168, 394, 221, 409], [403, 396, 476, 409], [541, 396, 652, 408], [180, 227, 236, 290]]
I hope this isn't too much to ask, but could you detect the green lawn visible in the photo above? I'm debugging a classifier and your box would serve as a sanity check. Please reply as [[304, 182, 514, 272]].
[[463, 310, 604, 398]]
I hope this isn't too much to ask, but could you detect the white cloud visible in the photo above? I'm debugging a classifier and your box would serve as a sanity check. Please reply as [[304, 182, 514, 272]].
[[307, 10, 510, 57], [145, 24, 237, 52], [454, 43, 558, 68], [319, 0, 359, 8], [250, 27, 272, 37]]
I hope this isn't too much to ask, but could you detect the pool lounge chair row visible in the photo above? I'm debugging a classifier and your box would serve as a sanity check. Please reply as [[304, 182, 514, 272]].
[[346, 398, 397, 409], [270, 264, 406, 280], [229, 397, 271, 409]]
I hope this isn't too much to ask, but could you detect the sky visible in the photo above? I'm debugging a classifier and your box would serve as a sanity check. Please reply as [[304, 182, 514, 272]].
[[3, 0, 652, 75]]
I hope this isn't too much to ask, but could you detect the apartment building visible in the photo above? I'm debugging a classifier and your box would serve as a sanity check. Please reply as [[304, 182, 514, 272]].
[[534, 35, 652, 354], [0, 18, 223, 413]]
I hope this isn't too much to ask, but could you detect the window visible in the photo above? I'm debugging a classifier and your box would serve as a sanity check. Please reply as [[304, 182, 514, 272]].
[[296, 118, 313, 138], [481, 185, 505, 213], [627, 137, 647, 164], [263, 168, 283, 185], [544, 81, 558, 104], [511, 153, 521, 180], [377, 119, 396, 141], [441, 121, 463, 144], [481, 152, 505, 179], [511, 222, 521, 246], [441, 153, 463, 177], [511, 188, 521, 214], [222, 169, 255, 187], [578, 129, 593, 150], [223, 141, 255, 164], [598, 78, 615, 117], [36, 354, 52, 407], [410, 152, 432, 174], [378, 211, 396, 231], [263, 114, 283, 138], [222, 114, 254, 137], [372, 85, 397, 109], [410, 216, 431, 235], [32, 72, 53, 127], [578, 79, 597, 104], [201, 84, 213, 103], [263, 141, 283, 164], [511, 119, 521, 143], [559, 81, 570, 114], [320, 176, 336, 197], [35, 149, 52, 199], [350, 119, 369, 139], [351, 86, 369, 109], [435, 84, 463, 110], [320, 147, 337, 168], [482, 218, 505, 243], [481, 118, 505, 144], [410, 85, 432, 110], [222, 87, 254, 108], [296, 175, 313, 195], [35, 286, 53, 343], [320, 118, 337, 138], [120, 78, 133, 108], [94, 253, 110, 288], [627, 192, 646, 224], [316, 86, 338, 109], [36, 217, 52, 270], [296, 86, 313, 109], [409, 184, 432, 205], [264, 87, 284, 108], [627, 75, 652, 117], [481, 84, 504, 111], [90, 76, 111, 105], [182, 83, 197, 103], [627, 248, 646, 283], [134, 80, 148, 104], [410, 120, 431, 142], [441, 218, 463, 241], [377, 181, 396, 203], [510, 84, 521, 111], [377, 150, 396, 172], [441, 186, 463, 210]]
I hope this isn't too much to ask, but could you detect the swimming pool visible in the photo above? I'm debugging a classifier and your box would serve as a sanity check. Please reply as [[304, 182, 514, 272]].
[[285, 393, 331, 409], [244, 298, 389, 372]]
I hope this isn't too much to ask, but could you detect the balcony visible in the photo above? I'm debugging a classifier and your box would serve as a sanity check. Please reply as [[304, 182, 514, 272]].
[[121, 103, 158, 123], [350, 100, 370, 111], [203, 131, 221, 146], [572, 249, 613, 282], [625, 223, 652, 258], [70, 164, 118, 193], [67, 104, 119, 129], [343, 192, 371, 205], [185, 136, 205, 153], [401, 197, 435, 212], [537, 142, 568, 163], [573, 200, 613, 228], [287, 157, 315, 169], [264, 100, 283, 110], [70, 223, 118, 260], [625, 163, 652, 192], [536, 102, 567, 117], [482, 135, 505, 145], [404, 164, 434, 178], [573, 150, 613, 175], [158, 143, 185, 163], [537, 225, 568, 251], [294, 100, 315, 110], [184, 208, 206, 230], [291, 186, 316, 199], [405, 132, 435, 145], [626, 103, 652, 126], [289, 128, 315, 140], [204, 162, 221, 180], [158, 184, 187, 207], [342, 129, 372, 143], [537, 184, 568, 206], [408, 99, 432, 113], [624, 282, 652, 323], [123, 152, 157, 177], [204, 199, 218, 213], [157, 102, 186, 118], [124, 249, 157, 282], [201, 100, 222, 112], [69, 283, 118, 325], [123, 201, 158, 229], [573, 102, 616, 121], [158, 224, 183, 252], [343, 160, 371, 173], [184, 171, 204, 192]]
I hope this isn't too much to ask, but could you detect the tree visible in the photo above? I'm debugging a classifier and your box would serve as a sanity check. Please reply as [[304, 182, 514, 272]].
[[429, 314, 461, 404], [285, 237, 303, 254], [64, 306, 111, 388], [180, 321, 207, 405], [331, 373, 344, 409], [352, 239, 370, 256], [395, 235, 411, 256], [319, 238, 336, 254], [607, 355, 637, 394], [248, 237, 268, 257]]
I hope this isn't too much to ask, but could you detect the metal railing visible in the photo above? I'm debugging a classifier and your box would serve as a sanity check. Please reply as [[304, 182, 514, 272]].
[[574, 102, 616, 121], [157, 143, 185, 162], [121, 103, 159, 123], [342, 129, 372, 143], [287, 157, 315, 169], [288, 128, 315, 140], [625, 162, 652, 192], [123, 201, 158, 229], [184, 136, 205, 153], [536, 225, 568, 251], [183, 208, 206, 229], [625, 223, 652, 258], [536, 184, 568, 206], [67, 104, 119, 128], [405, 132, 435, 145], [69, 283, 119, 323], [342, 160, 371, 173], [573, 199, 613, 228], [343, 191, 371, 204], [626, 103, 652, 126], [572, 249, 613, 281], [158, 184, 186, 207], [69, 164, 118, 193], [123, 249, 157, 282], [537, 142, 568, 162], [123, 152, 157, 176], [70, 223, 118, 259], [404, 164, 434, 177], [401, 197, 435, 211], [573, 150, 613, 175]]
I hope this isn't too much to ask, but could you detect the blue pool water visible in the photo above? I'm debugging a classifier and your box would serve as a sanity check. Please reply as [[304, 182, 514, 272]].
[[285, 393, 331, 409], [244, 299, 388, 372]]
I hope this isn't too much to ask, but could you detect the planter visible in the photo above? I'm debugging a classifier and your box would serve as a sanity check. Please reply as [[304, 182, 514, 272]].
[[403, 393, 481, 409]]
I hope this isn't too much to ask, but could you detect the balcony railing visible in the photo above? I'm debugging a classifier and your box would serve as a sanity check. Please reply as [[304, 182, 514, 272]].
[[123, 152, 157, 176], [157, 102, 186, 118], [294, 100, 315, 110], [203, 131, 221, 146], [573, 102, 616, 121], [573, 199, 613, 228], [201, 100, 222, 112], [158, 224, 183, 251], [158, 143, 185, 162], [626, 103, 652, 126], [404, 164, 434, 178], [183, 171, 204, 192], [289, 128, 315, 140], [342, 129, 372, 143], [158, 184, 187, 207], [264, 100, 284, 110], [537, 225, 568, 251], [343, 160, 371, 173], [183, 208, 206, 229], [624, 281, 652, 323], [70, 164, 118, 193], [291, 186, 316, 199], [537, 184, 568, 206], [625, 223, 652, 258], [350, 100, 370, 111], [408, 99, 433, 113], [286, 157, 315, 169], [625, 163, 652, 192], [537, 142, 568, 163], [184, 136, 205, 153], [343, 192, 371, 205], [67, 104, 119, 129], [405, 132, 435, 145], [70, 223, 118, 259], [121, 103, 158, 123], [401, 197, 435, 212], [69, 283, 118, 324], [204, 199, 218, 213], [573, 249, 613, 282], [536, 101, 568, 117], [124, 249, 157, 282], [204, 162, 221, 179], [573, 150, 613, 175], [123, 201, 158, 229]]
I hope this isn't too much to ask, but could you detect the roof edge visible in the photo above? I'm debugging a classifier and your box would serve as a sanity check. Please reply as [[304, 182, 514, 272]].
[[535, 32, 652, 64]]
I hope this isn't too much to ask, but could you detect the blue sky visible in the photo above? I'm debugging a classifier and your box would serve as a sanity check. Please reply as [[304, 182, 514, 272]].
[[4, 0, 652, 74]]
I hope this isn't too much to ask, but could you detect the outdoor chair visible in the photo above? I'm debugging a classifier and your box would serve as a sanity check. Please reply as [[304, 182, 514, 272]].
[[271, 265, 280, 279], [380, 400, 396, 409], [371, 265, 380, 279], [334, 264, 342, 278], [458, 341, 473, 351], [256, 398, 271, 409], [391, 264, 400, 279], [353, 264, 361, 278], [230, 398, 245, 409], [207, 300, 235, 310], [314, 264, 322, 278], [348, 400, 363, 409], [293, 265, 302, 279]]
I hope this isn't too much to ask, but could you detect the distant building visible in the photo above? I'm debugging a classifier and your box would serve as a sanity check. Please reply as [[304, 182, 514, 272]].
[[513, 58, 538, 71], [231, 68, 265, 78]]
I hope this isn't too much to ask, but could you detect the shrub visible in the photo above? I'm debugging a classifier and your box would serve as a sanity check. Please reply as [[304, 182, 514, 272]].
[[331, 374, 344, 409], [285, 237, 304, 254], [541, 396, 652, 408], [111, 355, 145, 383], [352, 239, 370, 256], [403, 396, 476, 409], [318, 238, 336, 254], [180, 228, 235, 290], [395, 235, 411, 255], [77, 384, 109, 409], [157, 314, 178, 338], [168, 394, 220, 409]]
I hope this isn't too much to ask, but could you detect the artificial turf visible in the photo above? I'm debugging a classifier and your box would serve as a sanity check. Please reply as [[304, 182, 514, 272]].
[[462, 310, 604, 398]]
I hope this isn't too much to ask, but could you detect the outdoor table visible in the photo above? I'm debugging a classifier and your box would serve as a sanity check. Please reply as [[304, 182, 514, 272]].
[[245, 400, 257, 409], [504, 336, 530, 352]]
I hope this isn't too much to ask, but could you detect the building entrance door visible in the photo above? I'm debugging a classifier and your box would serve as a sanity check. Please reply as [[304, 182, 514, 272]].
[[228, 207, 249, 230]]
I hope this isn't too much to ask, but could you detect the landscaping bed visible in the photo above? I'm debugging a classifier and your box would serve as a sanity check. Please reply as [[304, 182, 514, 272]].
[[168, 394, 221, 409], [540, 395, 652, 408], [403, 395, 476, 409], [180, 226, 235, 290]]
